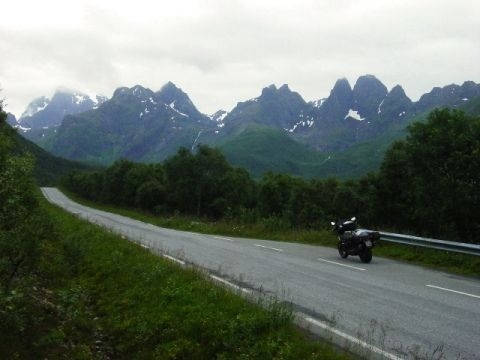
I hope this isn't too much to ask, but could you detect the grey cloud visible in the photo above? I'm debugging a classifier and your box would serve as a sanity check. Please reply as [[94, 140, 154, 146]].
[[1, 0, 479, 116]]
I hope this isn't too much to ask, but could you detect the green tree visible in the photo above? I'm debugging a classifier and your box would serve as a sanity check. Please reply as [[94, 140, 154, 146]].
[[377, 109, 480, 241], [0, 104, 51, 292]]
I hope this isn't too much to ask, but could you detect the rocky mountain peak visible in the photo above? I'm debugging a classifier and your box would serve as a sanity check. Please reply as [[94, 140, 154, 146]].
[[156, 82, 205, 121], [377, 84, 412, 121], [19, 89, 106, 129], [353, 75, 387, 98], [415, 81, 480, 112], [331, 78, 352, 94], [387, 85, 410, 101], [260, 84, 278, 97], [352, 75, 388, 119], [157, 82, 188, 101], [209, 110, 228, 122], [320, 78, 354, 120], [20, 96, 50, 119], [278, 84, 291, 93]]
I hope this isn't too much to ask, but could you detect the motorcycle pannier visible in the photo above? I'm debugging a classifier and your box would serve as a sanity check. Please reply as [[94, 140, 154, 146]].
[[341, 220, 356, 231]]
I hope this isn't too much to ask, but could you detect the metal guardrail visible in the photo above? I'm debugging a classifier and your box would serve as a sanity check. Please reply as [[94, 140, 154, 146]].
[[373, 230, 480, 256]]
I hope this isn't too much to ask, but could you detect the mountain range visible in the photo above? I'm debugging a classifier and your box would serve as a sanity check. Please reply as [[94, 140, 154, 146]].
[[12, 76, 480, 177]]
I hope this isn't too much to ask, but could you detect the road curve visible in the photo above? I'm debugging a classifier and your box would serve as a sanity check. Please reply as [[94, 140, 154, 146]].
[[42, 188, 480, 359]]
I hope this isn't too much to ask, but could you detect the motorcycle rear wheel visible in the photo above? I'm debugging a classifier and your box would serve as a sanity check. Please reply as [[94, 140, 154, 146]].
[[338, 244, 348, 258], [359, 248, 372, 263]]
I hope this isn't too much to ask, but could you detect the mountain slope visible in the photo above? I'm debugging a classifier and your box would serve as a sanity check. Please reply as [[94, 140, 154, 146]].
[[1, 113, 92, 185], [219, 125, 329, 178], [45, 84, 216, 164]]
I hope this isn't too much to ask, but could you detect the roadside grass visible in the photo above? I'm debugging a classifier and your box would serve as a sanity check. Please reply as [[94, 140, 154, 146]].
[[60, 188, 480, 278], [37, 196, 350, 359]]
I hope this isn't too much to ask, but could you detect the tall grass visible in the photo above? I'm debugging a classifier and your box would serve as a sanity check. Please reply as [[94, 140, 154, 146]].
[[28, 197, 350, 359]]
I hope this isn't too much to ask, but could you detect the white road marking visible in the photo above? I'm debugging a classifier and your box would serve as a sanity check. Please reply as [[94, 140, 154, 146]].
[[210, 275, 252, 294], [303, 316, 402, 360], [426, 284, 480, 299], [162, 254, 186, 265], [214, 236, 234, 242], [254, 244, 283, 252], [317, 258, 367, 271]]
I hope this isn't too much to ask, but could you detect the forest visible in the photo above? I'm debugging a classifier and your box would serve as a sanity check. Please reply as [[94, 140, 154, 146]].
[[63, 108, 480, 244]]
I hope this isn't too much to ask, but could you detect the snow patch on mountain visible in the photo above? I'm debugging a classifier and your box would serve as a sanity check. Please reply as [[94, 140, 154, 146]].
[[344, 109, 365, 121], [312, 98, 327, 108], [74, 93, 88, 104], [287, 116, 315, 133], [377, 99, 384, 114], [14, 125, 32, 132], [216, 112, 227, 122], [20, 98, 50, 119], [168, 101, 189, 117]]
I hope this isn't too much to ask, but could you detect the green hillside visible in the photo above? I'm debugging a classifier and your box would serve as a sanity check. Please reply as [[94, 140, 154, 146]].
[[219, 97, 480, 179], [323, 97, 480, 178], [2, 121, 92, 185], [219, 125, 330, 178]]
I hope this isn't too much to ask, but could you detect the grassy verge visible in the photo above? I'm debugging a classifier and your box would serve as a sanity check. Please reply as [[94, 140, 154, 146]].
[[21, 195, 350, 359], [60, 188, 480, 278]]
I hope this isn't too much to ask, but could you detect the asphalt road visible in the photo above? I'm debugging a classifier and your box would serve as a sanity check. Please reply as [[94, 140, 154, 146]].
[[42, 188, 480, 360]]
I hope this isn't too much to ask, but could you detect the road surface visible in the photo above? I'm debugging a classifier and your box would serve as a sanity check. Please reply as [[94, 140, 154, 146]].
[[42, 188, 480, 359]]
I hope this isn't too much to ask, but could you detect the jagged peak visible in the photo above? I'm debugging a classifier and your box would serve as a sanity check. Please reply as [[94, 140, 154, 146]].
[[160, 81, 179, 91], [112, 85, 153, 99], [331, 78, 352, 92], [157, 81, 188, 97], [353, 75, 387, 92], [209, 109, 228, 122], [261, 84, 277, 94], [112, 87, 130, 97], [388, 84, 409, 99], [157, 81, 190, 101], [19, 96, 50, 119]]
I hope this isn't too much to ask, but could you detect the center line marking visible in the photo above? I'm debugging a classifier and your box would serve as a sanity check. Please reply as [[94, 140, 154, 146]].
[[317, 258, 366, 271], [426, 284, 480, 299], [254, 244, 283, 252]]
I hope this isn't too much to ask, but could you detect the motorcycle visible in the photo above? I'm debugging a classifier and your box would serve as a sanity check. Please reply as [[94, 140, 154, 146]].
[[330, 217, 379, 263]]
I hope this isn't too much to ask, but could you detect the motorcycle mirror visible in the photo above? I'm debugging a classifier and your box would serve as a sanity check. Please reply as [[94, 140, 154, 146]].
[[330, 221, 335, 226], [351, 217, 356, 221]]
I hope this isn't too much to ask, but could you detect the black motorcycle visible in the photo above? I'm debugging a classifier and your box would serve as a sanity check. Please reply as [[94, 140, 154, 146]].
[[331, 217, 379, 263]]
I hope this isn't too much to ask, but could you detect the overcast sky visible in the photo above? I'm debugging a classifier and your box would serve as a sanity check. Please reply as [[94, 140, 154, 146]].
[[1, 0, 479, 117]]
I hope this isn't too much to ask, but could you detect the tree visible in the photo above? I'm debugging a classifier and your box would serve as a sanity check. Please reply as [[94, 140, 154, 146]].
[[377, 109, 480, 241], [0, 104, 51, 292]]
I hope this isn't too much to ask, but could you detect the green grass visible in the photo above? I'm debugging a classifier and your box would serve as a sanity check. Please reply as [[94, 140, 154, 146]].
[[61, 188, 480, 278], [31, 195, 350, 359]]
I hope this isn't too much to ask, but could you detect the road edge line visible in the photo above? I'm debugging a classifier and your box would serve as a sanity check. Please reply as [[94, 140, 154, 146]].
[[299, 315, 401, 360]]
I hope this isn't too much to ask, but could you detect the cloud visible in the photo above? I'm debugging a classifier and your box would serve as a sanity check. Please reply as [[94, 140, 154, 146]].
[[1, 0, 479, 116]]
